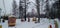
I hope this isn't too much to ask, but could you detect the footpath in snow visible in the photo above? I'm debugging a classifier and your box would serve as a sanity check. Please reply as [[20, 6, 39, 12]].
[[0, 18, 60, 28]]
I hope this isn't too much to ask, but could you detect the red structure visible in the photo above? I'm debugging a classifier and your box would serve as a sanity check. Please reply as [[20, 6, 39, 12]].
[[49, 25, 52, 28], [8, 15, 16, 27]]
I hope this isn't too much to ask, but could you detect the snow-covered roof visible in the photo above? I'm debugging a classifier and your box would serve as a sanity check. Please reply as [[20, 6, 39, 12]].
[[8, 15, 16, 17]]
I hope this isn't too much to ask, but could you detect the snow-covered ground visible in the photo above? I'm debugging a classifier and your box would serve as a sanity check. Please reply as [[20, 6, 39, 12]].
[[0, 18, 60, 28]]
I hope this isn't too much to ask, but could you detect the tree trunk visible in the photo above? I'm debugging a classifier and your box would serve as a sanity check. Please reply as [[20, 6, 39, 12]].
[[36, 0, 40, 23], [25, 0, 26, 21]]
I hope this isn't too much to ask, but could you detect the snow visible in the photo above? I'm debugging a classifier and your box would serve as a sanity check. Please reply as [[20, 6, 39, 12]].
[[1, 18, 60, 28]]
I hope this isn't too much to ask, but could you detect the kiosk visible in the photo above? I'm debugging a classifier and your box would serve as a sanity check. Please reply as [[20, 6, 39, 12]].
[[8, 15, 16, 27]]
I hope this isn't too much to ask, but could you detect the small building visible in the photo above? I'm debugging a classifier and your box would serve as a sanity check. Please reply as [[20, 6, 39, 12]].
[[8, 15, 16, 27]]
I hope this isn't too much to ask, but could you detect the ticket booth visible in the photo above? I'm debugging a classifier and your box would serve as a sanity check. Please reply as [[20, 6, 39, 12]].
[[8, 15, 16, 27]]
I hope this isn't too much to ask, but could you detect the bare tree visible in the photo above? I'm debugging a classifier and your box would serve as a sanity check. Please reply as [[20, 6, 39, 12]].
[[24, 0, 26, 21], [45, 0, 50, 18], [0, 8, 2, 22], [12, 0, 17, 18], [19, 0, 24, 18], [36, 0, 40, 23]]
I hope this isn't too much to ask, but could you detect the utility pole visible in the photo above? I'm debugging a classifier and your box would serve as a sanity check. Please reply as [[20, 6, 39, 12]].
[[36, 0, 40, 23]]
